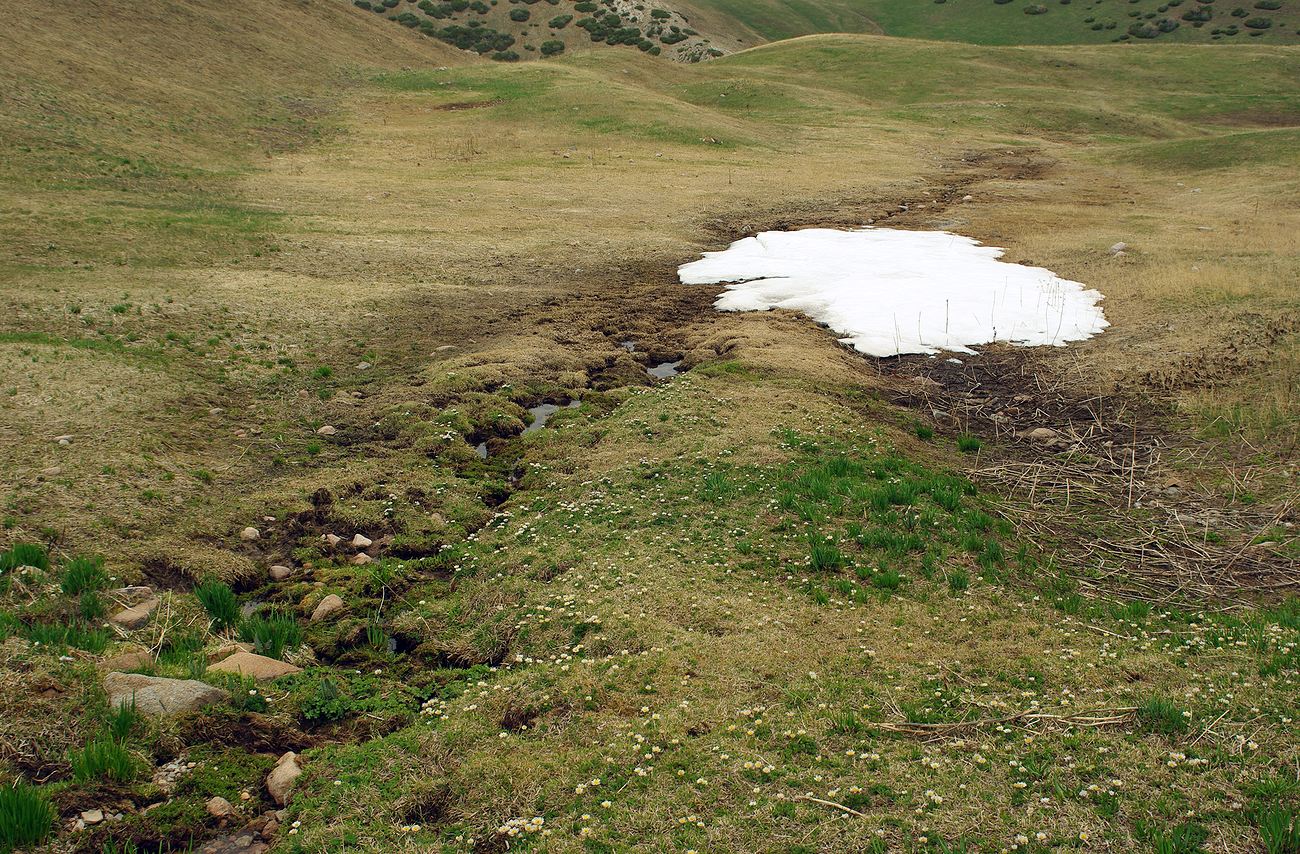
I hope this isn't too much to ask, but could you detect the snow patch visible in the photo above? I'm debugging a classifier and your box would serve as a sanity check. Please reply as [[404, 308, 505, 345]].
[[678, 227, 1108, 357]]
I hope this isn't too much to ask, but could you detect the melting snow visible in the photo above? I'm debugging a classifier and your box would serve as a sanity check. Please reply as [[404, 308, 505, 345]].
[[678, 227, 1108, 357]]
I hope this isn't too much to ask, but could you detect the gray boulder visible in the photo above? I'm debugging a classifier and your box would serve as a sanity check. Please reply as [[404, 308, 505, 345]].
[[104, 672, 227, 717]]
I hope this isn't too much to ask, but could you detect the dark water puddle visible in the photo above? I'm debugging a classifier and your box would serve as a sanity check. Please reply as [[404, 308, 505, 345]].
[[524, 400, 581, 435], [477, 400, 581, 458], [648, 360, 681, 379]]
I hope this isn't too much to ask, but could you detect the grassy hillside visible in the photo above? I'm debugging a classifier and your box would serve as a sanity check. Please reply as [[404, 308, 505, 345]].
[[0, 0, 460, 269], [1, 7, 1298, 853], [681, 0, 1300, 44]]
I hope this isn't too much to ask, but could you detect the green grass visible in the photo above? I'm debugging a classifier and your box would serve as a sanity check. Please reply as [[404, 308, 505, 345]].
[[0, 543, 48, 572], [1255, 804, 1300, 854], [238, 610, 303, 660], [25, 621, 109, 653], [60, 555, 107, 596], [69, 736, 138, 784], [195, 578, 240, 631], [1137, 695, 1191, 735], [0, 782, 56, 851], [107, 698, 141, 743], [691, 0, 1300, 44]]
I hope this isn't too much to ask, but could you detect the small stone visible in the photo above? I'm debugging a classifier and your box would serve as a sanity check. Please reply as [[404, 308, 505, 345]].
[[81, 809, 104, 825], [111, 586, 154, 604], [110, 597, 160, 630], [316, 425, 336, 436], [54, 434, 73, 444], [269, 565, 293, 581], [206, 796, 236, 819], [1024, 427, 1059, 443], [311, 594, 344, 622], [240, 527, 261, 541], [355, 361, 372, 370], [101, 649, 153, 672], [207, 642, 254, 664], [206, 651, 302, 680], [961, 194, 973, 202], [324, 534, 342, 548], [1108, 241, 1128, 256], [351, 553, 373, 566], [351, 533, 372, 548], [266, 752, 302, 807]]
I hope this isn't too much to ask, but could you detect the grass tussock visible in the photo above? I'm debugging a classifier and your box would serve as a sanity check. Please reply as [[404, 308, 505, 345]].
[[0, 782, 56, 851]]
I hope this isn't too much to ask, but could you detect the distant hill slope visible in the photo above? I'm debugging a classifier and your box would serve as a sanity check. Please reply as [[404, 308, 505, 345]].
[[679, 0, 1300, 46], [348, 0, 1299, 64], [344, 0, 722, 61]]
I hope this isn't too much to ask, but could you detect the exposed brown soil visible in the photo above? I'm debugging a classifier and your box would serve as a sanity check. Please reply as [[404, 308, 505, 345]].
[[1201, 108, 1300, 128], [880, 345, 1299, 604]]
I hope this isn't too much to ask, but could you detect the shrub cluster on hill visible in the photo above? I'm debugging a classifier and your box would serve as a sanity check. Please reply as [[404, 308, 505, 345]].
[[345, 0, 709, 61]]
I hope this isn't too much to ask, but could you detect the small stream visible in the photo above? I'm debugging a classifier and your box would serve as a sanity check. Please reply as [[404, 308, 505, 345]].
[[473, 355, 681, 460]]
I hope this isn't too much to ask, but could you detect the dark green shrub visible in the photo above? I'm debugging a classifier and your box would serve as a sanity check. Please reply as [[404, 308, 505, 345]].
[[1244, 15, 1273, 26], [509, 7, 529, 20], [1255, 0, 1281, 9], [957, 435, 982, 453], [548, 13, 572, 26], [0, 782, 56, 850]]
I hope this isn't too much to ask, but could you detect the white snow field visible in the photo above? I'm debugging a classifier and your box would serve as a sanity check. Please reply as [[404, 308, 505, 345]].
[[678, 227, 1109, 357]]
